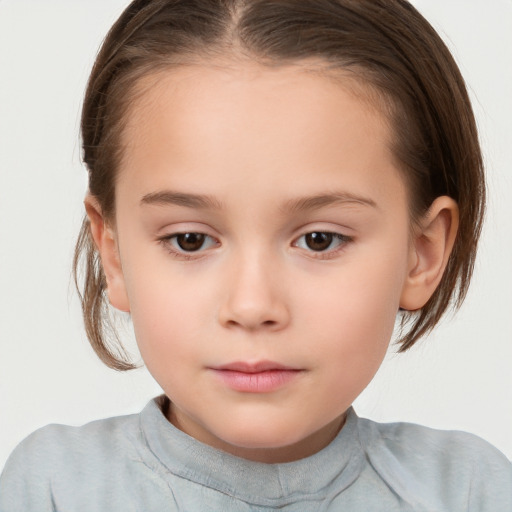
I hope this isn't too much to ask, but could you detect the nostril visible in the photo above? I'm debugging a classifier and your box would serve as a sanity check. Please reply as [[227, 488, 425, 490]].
[[218, 290, 290, 331], [224, 318, 280, 330]]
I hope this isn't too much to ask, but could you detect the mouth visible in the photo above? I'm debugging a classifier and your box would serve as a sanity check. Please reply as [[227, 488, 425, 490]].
[[208, 361, 304, 393]]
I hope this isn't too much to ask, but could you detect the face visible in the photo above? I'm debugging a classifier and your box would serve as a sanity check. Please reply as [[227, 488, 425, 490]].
[[106, 62, 417, 463]]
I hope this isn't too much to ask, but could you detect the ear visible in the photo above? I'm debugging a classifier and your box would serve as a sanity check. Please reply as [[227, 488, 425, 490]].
[[400, 196, 459, 311], [84, 195, 130, 312]]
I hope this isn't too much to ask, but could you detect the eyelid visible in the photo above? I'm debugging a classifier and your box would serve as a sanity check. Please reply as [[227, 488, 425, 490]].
[[158, 231, 219, 259], [292, 230, 353, 259], [155, 224, 354, 260]]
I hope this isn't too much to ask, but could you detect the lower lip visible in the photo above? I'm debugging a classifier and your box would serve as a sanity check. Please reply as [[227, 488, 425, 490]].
[[212, 369, 302, 393]]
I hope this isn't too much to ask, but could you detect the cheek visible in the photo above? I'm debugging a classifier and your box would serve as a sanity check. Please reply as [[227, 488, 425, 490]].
[[303, 288, 395, 404], [123, 259, 215, 361], [300, 249, 407, 364]]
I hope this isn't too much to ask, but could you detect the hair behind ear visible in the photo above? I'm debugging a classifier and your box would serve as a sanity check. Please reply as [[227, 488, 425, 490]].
[[73, 216, 137, 371], [397, 196, 461, 350]]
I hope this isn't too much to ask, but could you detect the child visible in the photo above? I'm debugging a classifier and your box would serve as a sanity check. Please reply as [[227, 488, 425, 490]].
[[1, 0, 511, 509]]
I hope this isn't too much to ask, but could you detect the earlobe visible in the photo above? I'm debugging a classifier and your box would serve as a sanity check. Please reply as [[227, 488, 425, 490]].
[[84, 195, 130, 312], [400, 196, 459, 311]]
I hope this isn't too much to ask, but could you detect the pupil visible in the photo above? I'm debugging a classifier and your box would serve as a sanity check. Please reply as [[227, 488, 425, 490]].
[[177, 233, 205, 251], [305, 232, 333, 251]]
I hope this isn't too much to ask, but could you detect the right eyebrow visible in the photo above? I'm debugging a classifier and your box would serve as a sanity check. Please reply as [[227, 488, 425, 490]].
[[282, 192, 378, 213], [140, 190, 224, 210]]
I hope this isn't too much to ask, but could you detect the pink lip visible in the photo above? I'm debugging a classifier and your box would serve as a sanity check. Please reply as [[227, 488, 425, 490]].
[[209, 361, 303, 393]]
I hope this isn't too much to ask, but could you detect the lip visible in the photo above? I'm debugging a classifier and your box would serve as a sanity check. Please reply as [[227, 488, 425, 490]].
[[214, 360, 297, 373], [209, 361, 303, 393]]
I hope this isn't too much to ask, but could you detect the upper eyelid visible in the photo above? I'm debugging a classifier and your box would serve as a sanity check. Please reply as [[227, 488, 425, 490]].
[[292, 219, 355, 233], [295, 229, 350, 237], [156, 222, 216, 235], [158, 228, 352, 241], [157, 225, 219, 242], [292, 226, 353, 241], [293, 232, 351, 246], [163, 232, 218, 244]]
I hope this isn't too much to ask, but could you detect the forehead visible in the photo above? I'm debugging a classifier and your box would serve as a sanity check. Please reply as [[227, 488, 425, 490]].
[[124, 60, 391, 138], [117, 61, 405, 209]]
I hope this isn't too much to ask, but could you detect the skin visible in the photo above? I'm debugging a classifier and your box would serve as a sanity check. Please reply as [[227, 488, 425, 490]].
[[87, 61, 458, 463]]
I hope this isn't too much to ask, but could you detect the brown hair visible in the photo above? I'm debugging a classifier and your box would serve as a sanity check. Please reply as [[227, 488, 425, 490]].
[[74, 0, 485, 370]]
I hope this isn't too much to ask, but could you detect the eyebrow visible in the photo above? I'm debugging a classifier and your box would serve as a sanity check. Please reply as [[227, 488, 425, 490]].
[[282, 192, 377, 213], [140, 191, 224, 210], [140, 190, 377, 212]]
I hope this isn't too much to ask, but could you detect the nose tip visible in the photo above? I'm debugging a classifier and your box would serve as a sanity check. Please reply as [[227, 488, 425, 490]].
[[217, 263, 290, 332]]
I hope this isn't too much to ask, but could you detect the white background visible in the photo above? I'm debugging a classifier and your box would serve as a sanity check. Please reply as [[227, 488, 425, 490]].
[[0, 0, 511, 471]]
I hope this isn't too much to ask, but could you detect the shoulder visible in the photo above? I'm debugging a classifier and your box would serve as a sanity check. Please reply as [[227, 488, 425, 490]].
[[361, 415, 510, 466], [5, 411, 141, 467], [0, 412, 142, 511], [356, 414, 512, 511]]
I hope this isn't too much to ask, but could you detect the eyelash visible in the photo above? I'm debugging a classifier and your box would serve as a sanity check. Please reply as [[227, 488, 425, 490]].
[[158, 232, 218, 260], [158, 231, 353, 260], [293, 232, 352, 260]]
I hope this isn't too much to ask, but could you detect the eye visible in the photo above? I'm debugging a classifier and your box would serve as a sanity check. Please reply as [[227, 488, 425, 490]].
[[294, 231, 350, 253], [164, 232, 217, 253]]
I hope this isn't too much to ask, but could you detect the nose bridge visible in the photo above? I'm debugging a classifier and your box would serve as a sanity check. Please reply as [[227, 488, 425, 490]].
[[218, 242, 289, 331]]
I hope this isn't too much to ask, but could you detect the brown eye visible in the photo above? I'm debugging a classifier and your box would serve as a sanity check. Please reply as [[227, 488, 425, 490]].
[[304, 232, 334, 251], [162, 232, 217, 257], [294, 231, 351, 255], [175, 233, 206, 252]]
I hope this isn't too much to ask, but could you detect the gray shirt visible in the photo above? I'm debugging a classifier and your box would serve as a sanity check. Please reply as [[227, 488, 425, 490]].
[[1, 396, 511, 511]]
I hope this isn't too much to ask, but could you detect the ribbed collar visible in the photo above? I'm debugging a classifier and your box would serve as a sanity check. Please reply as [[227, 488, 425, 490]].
[[138, 396, 365, 507]]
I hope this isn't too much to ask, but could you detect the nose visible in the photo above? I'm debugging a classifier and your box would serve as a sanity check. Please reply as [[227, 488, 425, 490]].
[[217, 251, 290, 332]]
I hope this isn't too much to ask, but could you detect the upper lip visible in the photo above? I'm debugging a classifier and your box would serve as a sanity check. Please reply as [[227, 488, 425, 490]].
[[212, 361, 299, 373]]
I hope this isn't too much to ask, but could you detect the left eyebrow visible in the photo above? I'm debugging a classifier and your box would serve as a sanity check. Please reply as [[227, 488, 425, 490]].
[[140, 190, 224, 210], [282, 192, 378, 213]]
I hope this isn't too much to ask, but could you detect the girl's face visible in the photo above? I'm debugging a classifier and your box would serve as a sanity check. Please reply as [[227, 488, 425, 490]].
[[104, 63, 422, 462]]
